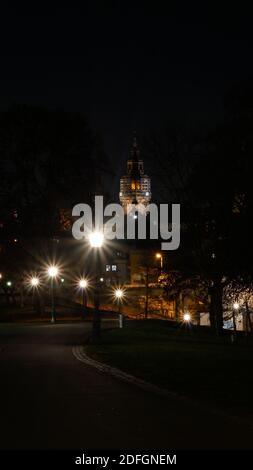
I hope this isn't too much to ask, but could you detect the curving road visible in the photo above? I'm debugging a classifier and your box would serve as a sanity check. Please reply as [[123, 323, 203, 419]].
[[0, 322, 252, 450]]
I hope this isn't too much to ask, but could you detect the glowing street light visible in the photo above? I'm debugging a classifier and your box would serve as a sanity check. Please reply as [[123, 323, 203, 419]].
[[233, 302, 239, 310], [47, 265, 59, 323], [6, 281, 12, 287], [48, 266, 58, 278], [114, 288, 125, 328], [183, 312, 191, 322], [79, 279, 88, 289], [89, 231, 104, 248], [115, 288, 124, 300], [30, 277, 39, 287], [155, 253, 163, 270]]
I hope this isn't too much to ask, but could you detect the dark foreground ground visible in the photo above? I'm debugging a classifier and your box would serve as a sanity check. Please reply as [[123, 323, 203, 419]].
[[0, 322, 252, 450], [86, 321, 253, 419]]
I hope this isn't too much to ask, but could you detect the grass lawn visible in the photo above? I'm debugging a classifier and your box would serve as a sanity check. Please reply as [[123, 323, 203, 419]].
[[86, 320, 253, 418]]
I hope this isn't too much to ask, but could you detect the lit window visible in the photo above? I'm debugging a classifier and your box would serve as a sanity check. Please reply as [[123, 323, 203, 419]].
[[131, 182, 136, 190], [106, 264, 111, 271], [112, 265, 117, 271]]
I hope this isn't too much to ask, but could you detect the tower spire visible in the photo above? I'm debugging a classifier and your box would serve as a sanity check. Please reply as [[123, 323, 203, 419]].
[[130, 131, 140, 161], [133, 131, 138, 147], [119, 134, 152, 213]]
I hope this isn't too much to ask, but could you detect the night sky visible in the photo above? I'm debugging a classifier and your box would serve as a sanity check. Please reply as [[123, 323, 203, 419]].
[[0, 4, 252, 184]]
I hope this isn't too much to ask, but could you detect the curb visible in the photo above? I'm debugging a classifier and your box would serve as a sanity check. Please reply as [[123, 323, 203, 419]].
[[73, 345, 174, 397], [72, 345, 253, 430]]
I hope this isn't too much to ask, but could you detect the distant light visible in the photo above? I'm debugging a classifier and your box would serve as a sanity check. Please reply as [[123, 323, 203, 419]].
[[183, 313, 191, 322], [6, 281, 12, 287], [156, 253, 162, 259], [145, 191, 149, 196], [115, 288, 124, 299], [100, 277, 104, 282], [48, 266, 58, 277], [13, 238, 18, 243], [89, 231, 104, 248], [0, 273, 2, 279], [60, 278, 65, 283], [31, 277, 39, 287], [133, 214, 138, 219], [79, 279, 88, 289], [233, 302, 239, 310]]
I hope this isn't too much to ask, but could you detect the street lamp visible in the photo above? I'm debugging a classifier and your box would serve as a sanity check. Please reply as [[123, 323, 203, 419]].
[[89, 231, 104, 248], [183, 312, 191, 323], [155, 253, 163, 270], [89, 230, 104, 342], [47, 265, 58, 323], [114, 288, 125, 328], [79, 278, 88, 316], [232, 302, 239, 331], [30, 277, 40, 314], [79, 279, 88, 289], [30, 277, 39, 287]]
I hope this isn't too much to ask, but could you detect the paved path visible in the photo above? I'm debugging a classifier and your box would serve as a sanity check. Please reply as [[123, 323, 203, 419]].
[[0, 322, 252, 449]]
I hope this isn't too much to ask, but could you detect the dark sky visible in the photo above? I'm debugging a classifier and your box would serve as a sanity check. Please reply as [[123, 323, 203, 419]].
[[0, 3, 252, 178]]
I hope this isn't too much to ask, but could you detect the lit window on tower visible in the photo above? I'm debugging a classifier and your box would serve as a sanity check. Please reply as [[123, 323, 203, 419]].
[[131, 181, 140, 190]]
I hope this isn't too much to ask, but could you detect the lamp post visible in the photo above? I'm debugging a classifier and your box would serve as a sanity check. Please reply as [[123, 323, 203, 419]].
[[48, 266, 58, 323], [89, 231, 104, 343], [183, 312, 191, 329], [30, 277, 40, 314], [114, 288, 124, 328], [155, 253, 163, 270], [79, 279, 88, 317], [232, 302, 239, 332]]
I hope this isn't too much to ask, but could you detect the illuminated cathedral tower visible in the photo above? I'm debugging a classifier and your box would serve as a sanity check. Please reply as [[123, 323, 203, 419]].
[[119, 135, 151, 213]]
